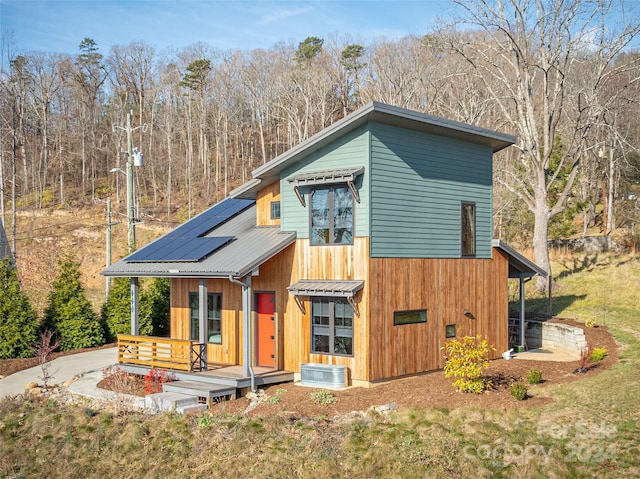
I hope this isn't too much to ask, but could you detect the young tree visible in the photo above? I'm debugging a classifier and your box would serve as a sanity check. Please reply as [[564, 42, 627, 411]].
[[140, 277, 170, 337], [100, 276, 152, 340], [42, 254, 104, 350], [0, 257, 38, 359]]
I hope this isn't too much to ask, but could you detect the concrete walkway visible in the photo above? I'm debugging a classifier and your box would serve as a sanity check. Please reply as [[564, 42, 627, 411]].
[[0, 347, 118, 398]]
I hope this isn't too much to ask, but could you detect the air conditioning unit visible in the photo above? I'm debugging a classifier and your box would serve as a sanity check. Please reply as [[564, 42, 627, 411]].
[[300, 363, 348, 389]]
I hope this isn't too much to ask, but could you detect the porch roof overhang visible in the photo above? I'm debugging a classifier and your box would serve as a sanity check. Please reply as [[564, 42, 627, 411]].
[[287, 279, 364, 298], [492, 239, 548, 278], [102, 205, 296, 278]]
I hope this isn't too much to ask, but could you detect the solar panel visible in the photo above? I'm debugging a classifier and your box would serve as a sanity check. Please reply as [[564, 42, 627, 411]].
[[166, 198, 254, 239], [125, 197, 253, 263], [127, 237, 234, 262]]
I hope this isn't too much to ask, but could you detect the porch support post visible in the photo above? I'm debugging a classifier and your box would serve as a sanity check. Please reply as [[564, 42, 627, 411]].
[[130, 276, 139, 335], [241, 275, 252, 379], [199, 279, 208, 369], [519, 274, 526, 349]]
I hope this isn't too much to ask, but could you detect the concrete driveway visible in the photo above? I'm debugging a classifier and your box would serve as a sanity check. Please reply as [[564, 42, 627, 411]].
[[0, 347, 118, 397]]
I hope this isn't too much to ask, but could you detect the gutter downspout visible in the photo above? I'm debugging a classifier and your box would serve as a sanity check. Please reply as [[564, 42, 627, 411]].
[[228, 274, 256, 392]]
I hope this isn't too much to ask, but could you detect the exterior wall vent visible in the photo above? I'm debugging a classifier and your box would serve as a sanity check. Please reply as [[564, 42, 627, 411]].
[[300, 363, 348, 389]]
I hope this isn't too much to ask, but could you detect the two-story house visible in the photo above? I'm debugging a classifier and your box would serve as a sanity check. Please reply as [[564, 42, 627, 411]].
[[103, 102, 544, 393]]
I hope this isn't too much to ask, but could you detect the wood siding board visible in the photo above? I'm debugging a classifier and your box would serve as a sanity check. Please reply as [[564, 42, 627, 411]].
[[367, 254, 508, 381], [256, 181, 281, 227], [370, 122, 493, 259]]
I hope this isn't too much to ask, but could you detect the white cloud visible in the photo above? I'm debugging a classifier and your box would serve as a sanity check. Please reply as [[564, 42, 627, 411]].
[[258, 7, 312, 25]]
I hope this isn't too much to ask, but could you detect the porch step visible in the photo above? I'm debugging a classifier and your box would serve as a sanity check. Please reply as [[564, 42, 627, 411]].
[[163, 380, 237, 400], [145, 391, 199, 413]]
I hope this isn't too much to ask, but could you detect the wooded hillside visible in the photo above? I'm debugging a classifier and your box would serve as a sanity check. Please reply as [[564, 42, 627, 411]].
[[1, 0, 639, 288]]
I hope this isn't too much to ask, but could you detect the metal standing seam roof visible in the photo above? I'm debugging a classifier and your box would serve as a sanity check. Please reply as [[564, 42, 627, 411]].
[[287, 279, 365, 297], [231, 101, 516, 200], [492, 240, 548, 278], [102, 205, 296, 278]]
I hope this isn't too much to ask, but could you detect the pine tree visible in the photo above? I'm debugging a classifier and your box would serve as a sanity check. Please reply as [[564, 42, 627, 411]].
[[42, 254, 104, 350], [0, 257, 39, 358], [101, 276, 152, 340], [140, 277, 170, 337]]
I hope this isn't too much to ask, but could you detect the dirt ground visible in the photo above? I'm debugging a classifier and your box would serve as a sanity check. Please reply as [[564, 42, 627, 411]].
[[208, 318, 618, 418], [1, 319, 617, 418]]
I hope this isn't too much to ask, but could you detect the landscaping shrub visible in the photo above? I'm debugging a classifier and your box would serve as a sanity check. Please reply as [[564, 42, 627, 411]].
[[442, 335, 495, 394], [527, 368, 543, 384], [0, 257, 39, 359], [590, 347, 607, 362], [41, 254, 104, 350], [143, 368, 175, 394], [310, 390, 337, 406], [510, 382, 528, 400]]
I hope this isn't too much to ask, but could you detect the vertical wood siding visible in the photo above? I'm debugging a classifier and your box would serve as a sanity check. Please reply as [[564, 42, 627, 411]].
[[283, 237, 370, 381], [255, 181, 281, 226], [367, 250, 509, 381]]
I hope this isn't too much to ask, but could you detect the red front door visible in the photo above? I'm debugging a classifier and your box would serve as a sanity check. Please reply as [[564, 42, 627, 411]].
[[256, 293, 276, 368]]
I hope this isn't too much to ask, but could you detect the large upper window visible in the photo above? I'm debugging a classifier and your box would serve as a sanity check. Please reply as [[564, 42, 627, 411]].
[[189, 292, 222, 343], [310, 186, 353, 245], [311, 298, 353, 356], [461, 202, 476, 257]]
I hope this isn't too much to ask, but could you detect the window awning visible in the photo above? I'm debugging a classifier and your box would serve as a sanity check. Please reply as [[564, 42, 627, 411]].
[[287, 279, 364, 298], [287, 167, 364, 205], [287, 167, 364, 187]]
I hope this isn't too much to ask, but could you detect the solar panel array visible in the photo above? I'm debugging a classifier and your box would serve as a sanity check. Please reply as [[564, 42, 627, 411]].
[[126, 198, 254, 263]]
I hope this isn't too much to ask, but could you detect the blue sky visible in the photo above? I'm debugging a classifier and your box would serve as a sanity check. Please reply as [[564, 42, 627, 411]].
[[1, 0, 455, 58]]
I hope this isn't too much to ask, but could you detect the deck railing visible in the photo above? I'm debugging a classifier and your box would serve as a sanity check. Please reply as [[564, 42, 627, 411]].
[[117, 335, 205, 372]]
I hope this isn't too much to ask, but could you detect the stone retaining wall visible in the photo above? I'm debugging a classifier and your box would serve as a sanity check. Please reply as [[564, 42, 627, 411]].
[[525, 320, 587, 358]]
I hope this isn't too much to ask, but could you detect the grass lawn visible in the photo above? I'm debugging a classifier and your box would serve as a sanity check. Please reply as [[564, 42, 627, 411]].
[[1, 252, 639, 478]]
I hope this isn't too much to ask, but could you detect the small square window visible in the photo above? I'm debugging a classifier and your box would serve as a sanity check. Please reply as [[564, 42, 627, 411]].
[[270, 201, 281, 220], [393, 309, 427, 326], [445, 324, 456, 338]]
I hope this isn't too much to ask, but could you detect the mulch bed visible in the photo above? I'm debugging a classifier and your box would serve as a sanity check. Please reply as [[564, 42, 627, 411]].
[[2, 319, 617, 419]]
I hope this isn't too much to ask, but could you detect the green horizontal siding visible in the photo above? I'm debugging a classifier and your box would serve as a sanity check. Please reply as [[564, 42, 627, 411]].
[[370, 122, 493, 258], [280, 125, 370, 237]]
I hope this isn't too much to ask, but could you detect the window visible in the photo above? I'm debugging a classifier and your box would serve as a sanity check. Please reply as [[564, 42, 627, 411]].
[[445, 324, 456, 338], [393, 309, 427, 326], [310, 186, 353, 245], [461, 202, 476, 257], [270, 201, 281, 220], [311, 298, 353, 356], [189, 292, 222, 343]]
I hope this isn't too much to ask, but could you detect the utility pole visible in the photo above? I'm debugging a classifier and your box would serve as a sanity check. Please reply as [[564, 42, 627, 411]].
[[105, 197, 120, 298], [112, 109, 145, 253]]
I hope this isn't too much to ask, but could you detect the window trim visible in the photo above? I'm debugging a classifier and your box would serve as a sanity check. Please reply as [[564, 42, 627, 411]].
[[310, 297, 354, 357], [189, 292, 223, 344], [393, 309, 427, 326], [461, 201, 476, 257], [309, 185, 355, 246]]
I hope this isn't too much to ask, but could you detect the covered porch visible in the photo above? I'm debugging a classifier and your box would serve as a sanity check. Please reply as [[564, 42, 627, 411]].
[[493, 240, 548, 351]]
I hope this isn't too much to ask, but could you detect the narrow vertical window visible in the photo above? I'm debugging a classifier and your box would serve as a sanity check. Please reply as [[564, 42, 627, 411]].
[[189, 293, 199, 341], [461, 202, 476, 257], [207, 293, 222, 344], [190, 292, 223, 343]]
